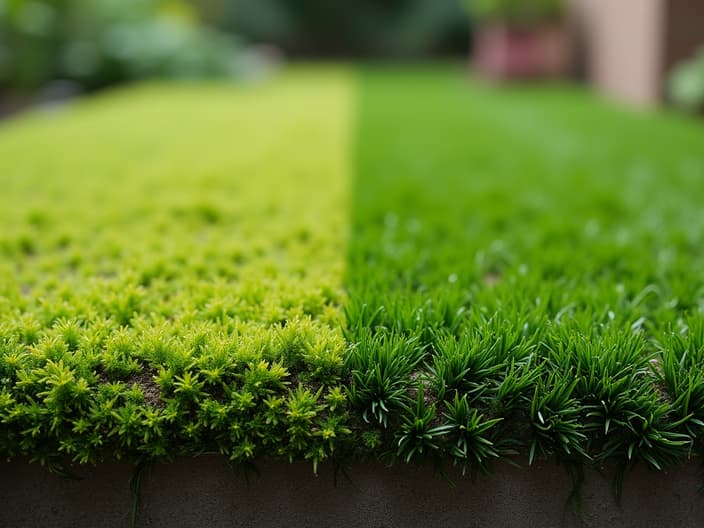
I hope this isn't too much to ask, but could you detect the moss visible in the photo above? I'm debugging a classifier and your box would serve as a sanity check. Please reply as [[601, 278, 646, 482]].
[[0, 68, 354, 468]]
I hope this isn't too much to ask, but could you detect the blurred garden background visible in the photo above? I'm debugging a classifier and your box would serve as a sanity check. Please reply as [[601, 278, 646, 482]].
[[2, 0, 704, 113], [0, 0, 468, 113]]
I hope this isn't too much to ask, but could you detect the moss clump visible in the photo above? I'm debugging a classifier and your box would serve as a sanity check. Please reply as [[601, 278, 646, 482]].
[[0, 69, 355, 468]]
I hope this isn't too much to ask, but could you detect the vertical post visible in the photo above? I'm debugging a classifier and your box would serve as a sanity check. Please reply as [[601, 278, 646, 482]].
[[570, 0, 665, 106]]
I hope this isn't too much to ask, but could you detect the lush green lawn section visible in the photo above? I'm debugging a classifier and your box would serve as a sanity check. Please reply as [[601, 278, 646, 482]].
[[0, 69, 354, 467], [346, 66, 704, 474], [2, 65, 704, 481]]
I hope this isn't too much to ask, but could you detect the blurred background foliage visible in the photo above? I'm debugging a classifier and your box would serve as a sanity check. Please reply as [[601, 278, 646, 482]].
[[3, 0, 701, 114], [0, 0, 242, 93], [668, 46, 704, 113], [466, 0, 562, 23], [204, 0, 469, 57], [0, 0, 470, 96]]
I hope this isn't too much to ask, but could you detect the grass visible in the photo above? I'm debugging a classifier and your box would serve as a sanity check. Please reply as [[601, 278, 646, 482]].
[[2, 65, 704, 487], [346, 66, 704, 479]]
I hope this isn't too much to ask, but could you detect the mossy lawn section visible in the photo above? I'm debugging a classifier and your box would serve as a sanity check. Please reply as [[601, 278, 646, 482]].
[[0, 69, 354, 468]]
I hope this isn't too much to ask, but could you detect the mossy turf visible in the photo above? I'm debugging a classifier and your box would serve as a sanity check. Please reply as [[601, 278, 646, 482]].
[[0, 70, 354, 467], [346, 67, 704, 475], [2, 66, 704, 481]]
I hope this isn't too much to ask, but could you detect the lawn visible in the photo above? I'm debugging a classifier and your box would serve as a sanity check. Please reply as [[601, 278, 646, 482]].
[[347, 67, 704, 475], [1, 65, 704, 483]]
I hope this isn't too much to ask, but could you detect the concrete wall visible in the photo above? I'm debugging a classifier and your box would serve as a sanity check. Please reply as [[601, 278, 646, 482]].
[[2, 456, 704, 528]]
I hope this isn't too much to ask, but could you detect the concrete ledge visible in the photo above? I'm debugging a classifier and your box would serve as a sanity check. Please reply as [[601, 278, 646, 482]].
[[1, 456, 703, 527]]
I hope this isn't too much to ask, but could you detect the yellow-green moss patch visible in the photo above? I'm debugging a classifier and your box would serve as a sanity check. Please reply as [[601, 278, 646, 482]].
[[0, 68, 355, 467]]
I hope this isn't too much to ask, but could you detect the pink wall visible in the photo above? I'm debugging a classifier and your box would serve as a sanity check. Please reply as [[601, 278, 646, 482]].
[[570, 0, 665, 106], [570, 0, 704, 107]]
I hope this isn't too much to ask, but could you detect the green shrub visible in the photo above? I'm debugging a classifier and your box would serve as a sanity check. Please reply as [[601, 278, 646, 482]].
[[465, 0, 563, 23], [668, 47, 704, 112], [0, 0, 241, 93]]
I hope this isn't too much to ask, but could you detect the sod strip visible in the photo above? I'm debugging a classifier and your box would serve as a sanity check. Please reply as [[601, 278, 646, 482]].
[[0, 69, 354, 467], [346, 66, 704, 475]]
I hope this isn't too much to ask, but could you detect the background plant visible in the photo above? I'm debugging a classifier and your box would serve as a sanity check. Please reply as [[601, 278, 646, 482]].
[[465, 0, 563, 24], [668, 47, 704, 112], [0, 0, 241, 94]]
